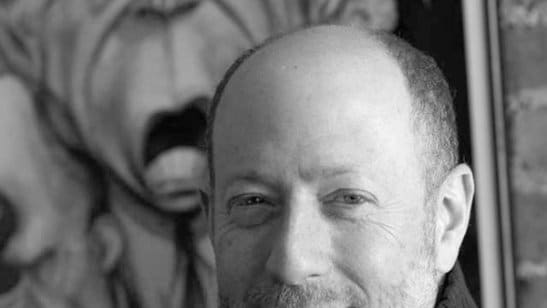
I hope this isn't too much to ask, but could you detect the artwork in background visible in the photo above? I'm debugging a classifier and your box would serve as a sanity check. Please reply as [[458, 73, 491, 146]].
[[0, 0, 396, 307]]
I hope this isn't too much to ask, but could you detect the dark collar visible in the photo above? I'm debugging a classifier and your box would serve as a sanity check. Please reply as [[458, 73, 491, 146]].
[[435, 263, 478, 308]]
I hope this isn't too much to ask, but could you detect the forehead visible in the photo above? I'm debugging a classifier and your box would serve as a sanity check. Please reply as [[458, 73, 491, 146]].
[[211, 28, 422, 189], [214, 29, 412, 147]]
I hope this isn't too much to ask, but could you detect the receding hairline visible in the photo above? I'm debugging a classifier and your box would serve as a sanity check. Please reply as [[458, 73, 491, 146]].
[[219, 26, 401, 95], [206, 25, 398, 172], [207, 25, 458, 196]]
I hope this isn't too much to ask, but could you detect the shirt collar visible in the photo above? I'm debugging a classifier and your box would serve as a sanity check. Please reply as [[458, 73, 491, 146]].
[[435, 263, 478, 308]]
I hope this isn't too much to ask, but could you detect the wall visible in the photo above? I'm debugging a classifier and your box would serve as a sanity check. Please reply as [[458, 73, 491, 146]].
[[500, 0, 547, 307]]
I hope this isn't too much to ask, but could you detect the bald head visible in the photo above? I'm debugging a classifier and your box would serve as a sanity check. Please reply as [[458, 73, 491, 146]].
[[208, 25, 458, 195]]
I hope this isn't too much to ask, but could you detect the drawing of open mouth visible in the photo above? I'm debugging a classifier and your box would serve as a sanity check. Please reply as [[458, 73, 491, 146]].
[[143, 102, 207, 212]]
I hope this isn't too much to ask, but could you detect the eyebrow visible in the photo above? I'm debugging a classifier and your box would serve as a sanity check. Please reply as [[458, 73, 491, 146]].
[[217, 170, 278, 203], [299, 165, 360, 181], [223, 164, 362, 186], [221, 170, 279, 189], [321, 167, 358, 178]]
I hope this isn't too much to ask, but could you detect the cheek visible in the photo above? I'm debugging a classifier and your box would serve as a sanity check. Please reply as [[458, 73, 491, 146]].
[[214, 225, 271, 296], [335, 230, 400, 281], [333, 218, 426, 288]]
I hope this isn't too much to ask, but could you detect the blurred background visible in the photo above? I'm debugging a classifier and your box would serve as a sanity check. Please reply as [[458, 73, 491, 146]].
[[0, 0, 546, 307]]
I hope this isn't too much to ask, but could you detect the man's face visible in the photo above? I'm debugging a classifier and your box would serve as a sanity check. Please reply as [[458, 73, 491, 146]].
[[211, 31, 440, 307]]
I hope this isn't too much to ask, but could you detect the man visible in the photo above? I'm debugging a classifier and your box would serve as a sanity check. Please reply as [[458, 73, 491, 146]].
[[204, 25, 477, 307]]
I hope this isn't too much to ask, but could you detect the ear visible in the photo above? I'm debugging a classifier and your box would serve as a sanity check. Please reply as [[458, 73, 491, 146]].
[[434, 164, 475, 273]]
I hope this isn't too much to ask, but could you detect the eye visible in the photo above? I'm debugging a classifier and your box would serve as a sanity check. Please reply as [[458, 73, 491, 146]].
[[227, 194, 277, 228], [228, 194, 271, 209], [323, 189, 376, 207], [341, 194, 365, 204]]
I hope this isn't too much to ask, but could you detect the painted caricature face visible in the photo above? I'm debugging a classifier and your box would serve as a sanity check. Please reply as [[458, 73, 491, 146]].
[[210, 28, 440, 307], [85, 1, 252, 213]]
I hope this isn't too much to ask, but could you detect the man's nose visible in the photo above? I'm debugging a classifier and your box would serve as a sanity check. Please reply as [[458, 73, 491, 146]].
[[265, 195, 330, 285]]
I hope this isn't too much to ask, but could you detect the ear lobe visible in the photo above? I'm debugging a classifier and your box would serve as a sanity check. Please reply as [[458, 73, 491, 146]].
[[434, 164, 475, 273]]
